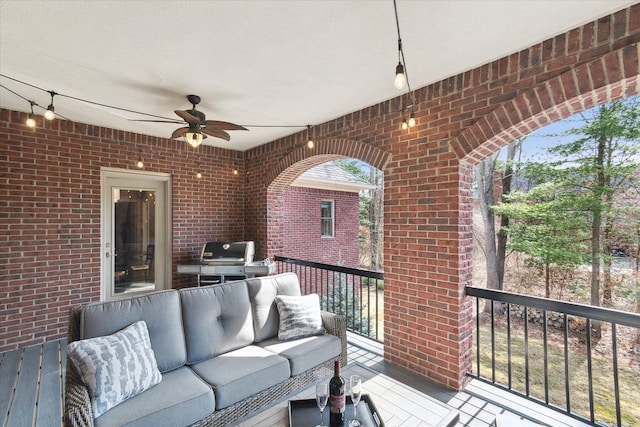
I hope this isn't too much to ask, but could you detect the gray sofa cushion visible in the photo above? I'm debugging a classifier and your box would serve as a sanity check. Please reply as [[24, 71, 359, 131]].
[[180, 282, 255, 364], [94, 366, 214, 427], [190, 345, 290, 410], [258, 334, 342, 375], [80, 290, 186, 373], [246, 272, 302, 342]]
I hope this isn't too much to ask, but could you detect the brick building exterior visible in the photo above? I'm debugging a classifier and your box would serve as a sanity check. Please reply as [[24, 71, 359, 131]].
[[1, 4, 638, 391], [279, 161, 373, 269]]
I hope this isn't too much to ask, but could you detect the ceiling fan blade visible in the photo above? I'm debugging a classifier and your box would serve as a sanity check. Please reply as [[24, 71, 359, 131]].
[[129, 119, 184, 123], [175, 110, 200, 124], [171, 127, 189, 139], [204, 120, 248, 131], [201, 128, 231, 141]]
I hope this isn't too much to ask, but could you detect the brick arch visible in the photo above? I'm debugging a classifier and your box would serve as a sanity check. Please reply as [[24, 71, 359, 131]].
[[453, 43, 640, 165], [267, 137, 390, 190], [265, 138, 389, 258]]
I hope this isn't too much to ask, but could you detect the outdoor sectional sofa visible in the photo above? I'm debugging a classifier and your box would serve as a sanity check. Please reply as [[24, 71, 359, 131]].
[[64, 272, 347, 427]]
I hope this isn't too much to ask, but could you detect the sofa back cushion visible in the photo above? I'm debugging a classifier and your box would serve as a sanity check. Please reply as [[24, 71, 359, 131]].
[[79, 290, 186, 373], [180, 281, 255, 364], [246, 272, 302, 342]]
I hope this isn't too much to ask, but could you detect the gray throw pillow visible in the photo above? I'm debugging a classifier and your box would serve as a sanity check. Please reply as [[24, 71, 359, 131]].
[[67, 320, 162, 418], [274, 294, 324, 341]]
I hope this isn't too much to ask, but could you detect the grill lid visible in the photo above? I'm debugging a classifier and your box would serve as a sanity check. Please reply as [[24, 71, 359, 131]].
[[200, 241, 255, 265]]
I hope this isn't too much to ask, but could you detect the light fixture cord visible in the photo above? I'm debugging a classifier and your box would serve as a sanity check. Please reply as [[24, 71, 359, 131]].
[[1, 74, 317, 129], [393, 0, 412, 95]]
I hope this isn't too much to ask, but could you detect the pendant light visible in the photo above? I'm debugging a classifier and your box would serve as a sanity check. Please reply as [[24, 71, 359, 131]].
[[393, 0, 407, 90], [44, 91, 56, 120], [306, 125, 314, 149], [26, 102, 36, 128], [136, 149, 144, 169]]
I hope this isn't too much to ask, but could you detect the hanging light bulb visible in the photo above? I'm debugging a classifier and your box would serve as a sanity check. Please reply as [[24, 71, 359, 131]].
[[233, 167, 238, 175], [401, 117, 408, 130], [44, 91, 56, 120], [393, 1, 409, 90], [306, 125, 314, 149], [26, 114, 36, 128], [196, 171, 202, 179], [185, 132, 203, 148], [408, 111, 416, 128], [26, 102, 37, 128], [136, 149, 144, 169], [394, 62, 406, 90]]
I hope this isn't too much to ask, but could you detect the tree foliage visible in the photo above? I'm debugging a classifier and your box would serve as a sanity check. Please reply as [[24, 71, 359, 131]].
[[494, 97, 640, 307], [335, 159, 384, 271]]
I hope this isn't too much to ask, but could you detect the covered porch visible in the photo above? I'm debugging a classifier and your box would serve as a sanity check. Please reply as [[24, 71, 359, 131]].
[[1, 2, 640, 427]]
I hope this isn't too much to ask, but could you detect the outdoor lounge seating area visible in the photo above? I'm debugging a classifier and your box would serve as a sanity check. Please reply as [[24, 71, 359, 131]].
[[63, 273, 346, 426]]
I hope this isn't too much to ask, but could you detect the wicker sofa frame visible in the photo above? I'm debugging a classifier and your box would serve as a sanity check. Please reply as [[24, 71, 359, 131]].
[[64, 306, 347, 427]]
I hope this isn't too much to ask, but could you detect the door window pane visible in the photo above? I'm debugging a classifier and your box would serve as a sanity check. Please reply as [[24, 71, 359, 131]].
[[113, 188, 156, 294]]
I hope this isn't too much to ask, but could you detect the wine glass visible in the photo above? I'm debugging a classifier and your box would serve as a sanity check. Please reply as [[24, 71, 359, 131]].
[[315, 382, 328, 427], [349, 375, 362, 427]]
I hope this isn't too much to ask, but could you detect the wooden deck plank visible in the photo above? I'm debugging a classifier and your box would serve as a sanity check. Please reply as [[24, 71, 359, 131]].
[[35, 340, 63, 427], [5, 345, 41, 427], [0, 348, 22, 425]]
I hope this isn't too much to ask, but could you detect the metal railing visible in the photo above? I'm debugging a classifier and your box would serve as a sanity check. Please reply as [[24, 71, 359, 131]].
[[275, 256, 384, 341], [466, 286, 640, 427]]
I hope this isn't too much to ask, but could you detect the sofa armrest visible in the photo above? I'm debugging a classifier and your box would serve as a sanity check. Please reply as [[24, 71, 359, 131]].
[[64, 359, 95, 427], [64, 306, 96, 427], [320, 310, 347, 367]]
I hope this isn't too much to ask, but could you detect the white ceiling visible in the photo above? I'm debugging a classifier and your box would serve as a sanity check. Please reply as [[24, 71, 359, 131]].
[[0, 1, 635, 151]]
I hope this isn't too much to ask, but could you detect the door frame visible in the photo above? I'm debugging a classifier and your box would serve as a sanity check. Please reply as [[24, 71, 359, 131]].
[[100, 167, 172, 300]]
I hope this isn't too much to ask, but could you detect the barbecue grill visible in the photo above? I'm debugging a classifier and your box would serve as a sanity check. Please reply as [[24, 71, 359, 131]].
[[177, 241, 275, 285]]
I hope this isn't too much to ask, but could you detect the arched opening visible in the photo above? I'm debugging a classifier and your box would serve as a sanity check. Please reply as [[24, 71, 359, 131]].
[[262, 140, 388, 341]]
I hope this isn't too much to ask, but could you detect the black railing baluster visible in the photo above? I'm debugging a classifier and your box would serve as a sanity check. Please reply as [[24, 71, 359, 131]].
[[524, 306, 530, 397], [507, 303, 512, 390], [612, 323, 621, 427], [543, 309, 548, 404], [586, 318, 594, 423], [476, 297, 481, 377], [563, 313, 570, 414], [491, 300, 496, 383]]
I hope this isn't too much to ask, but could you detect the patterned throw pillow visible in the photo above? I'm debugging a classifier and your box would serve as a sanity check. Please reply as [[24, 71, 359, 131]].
[[67, 320, 162, 418], [274, 293, 324, 341]]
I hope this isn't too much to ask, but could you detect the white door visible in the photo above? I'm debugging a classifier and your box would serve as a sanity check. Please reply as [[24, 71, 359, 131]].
[[101, 168, 172, 300]]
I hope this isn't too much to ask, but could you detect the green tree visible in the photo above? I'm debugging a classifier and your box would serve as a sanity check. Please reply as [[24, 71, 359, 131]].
[[494, 182, 589, 298], [501, 98, 639, 317], [335, 159, 384, 271], [546, 99, 640, 307], [321, 272, 371, 336]]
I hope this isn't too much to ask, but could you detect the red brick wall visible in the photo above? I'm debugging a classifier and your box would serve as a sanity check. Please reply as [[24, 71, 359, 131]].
[[245, 5, 640, 390], [0, 113, 244, 350], [279, 186, 360, 268]]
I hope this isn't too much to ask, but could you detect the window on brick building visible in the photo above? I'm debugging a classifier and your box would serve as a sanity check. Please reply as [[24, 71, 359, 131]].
[[321, 200, 334, 237]]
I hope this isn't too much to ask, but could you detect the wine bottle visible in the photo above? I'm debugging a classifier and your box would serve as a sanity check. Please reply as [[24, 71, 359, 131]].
[[328, 359, 345, 426]]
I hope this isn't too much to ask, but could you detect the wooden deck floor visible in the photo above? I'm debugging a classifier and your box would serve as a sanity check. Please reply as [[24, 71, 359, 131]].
[[0, 336, 592, 427]]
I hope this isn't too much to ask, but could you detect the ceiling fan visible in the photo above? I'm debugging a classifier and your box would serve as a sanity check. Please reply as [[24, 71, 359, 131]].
[[137, 94, 248, 147]]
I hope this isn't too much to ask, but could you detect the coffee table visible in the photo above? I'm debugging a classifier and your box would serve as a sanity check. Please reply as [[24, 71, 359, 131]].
[[289, 394, 383, 427], [237, 363, 460, 427]]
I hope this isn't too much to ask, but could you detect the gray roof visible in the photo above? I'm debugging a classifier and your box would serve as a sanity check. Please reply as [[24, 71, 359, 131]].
[[291, 161, 376, 192]]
